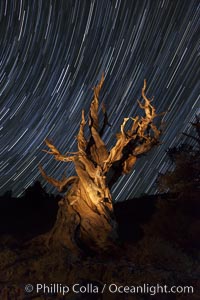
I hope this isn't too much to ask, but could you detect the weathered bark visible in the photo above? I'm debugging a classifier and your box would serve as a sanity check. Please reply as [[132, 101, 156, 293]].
[[46, 180, 117, 254], [40, 159, 117, 253], [39, 74, 162, 254]]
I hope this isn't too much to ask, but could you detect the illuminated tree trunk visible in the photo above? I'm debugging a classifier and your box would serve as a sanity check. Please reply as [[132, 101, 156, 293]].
[[39, 74, 162, 253], [46, 178, 117, 254]]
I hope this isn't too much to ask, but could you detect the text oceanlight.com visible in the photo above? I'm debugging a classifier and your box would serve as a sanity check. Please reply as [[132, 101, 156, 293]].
[[24, 283, 194, 296]]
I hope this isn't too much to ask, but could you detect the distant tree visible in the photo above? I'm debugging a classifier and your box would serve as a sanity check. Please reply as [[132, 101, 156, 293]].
[[23, 181, 46, 197], [39, 74, 162, 254], [158, 116, 200, 195]]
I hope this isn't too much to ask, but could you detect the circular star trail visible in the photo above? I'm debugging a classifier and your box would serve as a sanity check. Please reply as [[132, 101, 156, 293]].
[[0, 0, 199, 200]]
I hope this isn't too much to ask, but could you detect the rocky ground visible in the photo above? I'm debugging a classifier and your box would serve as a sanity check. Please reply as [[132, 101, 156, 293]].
[[0, 186, 199, 299], [0, 235, 199, 300]]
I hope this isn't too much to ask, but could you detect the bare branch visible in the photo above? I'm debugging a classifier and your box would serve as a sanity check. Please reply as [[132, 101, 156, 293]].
[[86, 73, 110, 164], [99, 102, 111, 137], [44, 139, 60, 155], [141, 79, 156, 120], [39, 164, 78, 192], [89, 73, 104, 131], [122, 155, 137, 174], [41, 76, 161, 196], [90, 126, 109, 165], [44, 139, 75, 162], [128, 116, 139, 135], [103, 118, 131, 171], [77, 110, 87, 154], [104, 80, 161, 175]]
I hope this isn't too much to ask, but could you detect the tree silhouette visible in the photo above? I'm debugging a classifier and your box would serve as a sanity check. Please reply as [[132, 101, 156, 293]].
[[39, 74, 162, 254], [158, 116, 200, 195]]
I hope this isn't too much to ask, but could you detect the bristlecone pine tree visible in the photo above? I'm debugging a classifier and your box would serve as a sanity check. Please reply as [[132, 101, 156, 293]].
[[39, 74, 162, 254]]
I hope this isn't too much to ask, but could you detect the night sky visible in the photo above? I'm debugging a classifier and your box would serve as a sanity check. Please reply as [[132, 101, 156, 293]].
[[0, 0, 199, 200]]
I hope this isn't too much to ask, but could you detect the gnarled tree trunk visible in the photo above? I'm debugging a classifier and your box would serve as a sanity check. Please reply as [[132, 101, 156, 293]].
[[39, 74, 162, 254], [47, 178, 117, 254]]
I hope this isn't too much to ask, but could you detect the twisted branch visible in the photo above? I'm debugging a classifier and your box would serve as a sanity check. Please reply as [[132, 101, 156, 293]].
[[40, 76, 162, 193]]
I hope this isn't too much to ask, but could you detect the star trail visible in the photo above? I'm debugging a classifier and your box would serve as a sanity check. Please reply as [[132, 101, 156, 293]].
[[0, 0, 199, 200]]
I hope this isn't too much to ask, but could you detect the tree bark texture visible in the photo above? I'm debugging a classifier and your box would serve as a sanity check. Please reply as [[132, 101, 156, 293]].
[[39, 74, 162, 253]]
